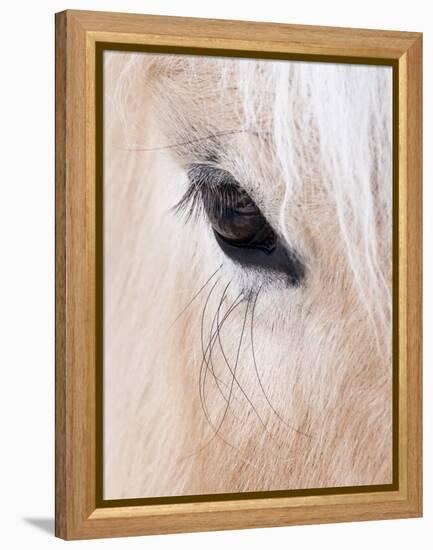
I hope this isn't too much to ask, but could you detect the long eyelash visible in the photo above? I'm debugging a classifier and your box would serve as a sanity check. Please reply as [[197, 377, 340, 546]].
[[171, 180, 204, 220], [172, 166, 248, 221], [173, 181, 239, 221]]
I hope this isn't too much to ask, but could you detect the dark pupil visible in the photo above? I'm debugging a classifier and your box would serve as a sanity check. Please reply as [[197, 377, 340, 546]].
[[206, 187, 275, 253], [185, 164, 305, 286], [186, 164, 276, 253]]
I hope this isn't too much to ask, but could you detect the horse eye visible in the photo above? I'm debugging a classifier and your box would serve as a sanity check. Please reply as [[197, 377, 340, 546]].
[[183, 164, 305, 286], [203, 183, 277, 254]]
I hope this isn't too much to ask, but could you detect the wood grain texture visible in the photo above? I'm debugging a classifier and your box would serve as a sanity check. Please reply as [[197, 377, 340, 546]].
[[54, 10, 67, 539], [71, 9, 419, 58], [55, 9, 422, 540], [404, 35, 423, 515], [55, 10, 97, 539]]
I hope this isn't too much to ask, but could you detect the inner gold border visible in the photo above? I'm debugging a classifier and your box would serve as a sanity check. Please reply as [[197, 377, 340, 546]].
[[95, 43, 399, 508]]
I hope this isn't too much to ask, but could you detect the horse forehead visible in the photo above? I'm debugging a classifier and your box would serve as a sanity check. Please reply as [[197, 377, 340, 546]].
[[155, 61, 273, 120], [151, 60, 327, 208]]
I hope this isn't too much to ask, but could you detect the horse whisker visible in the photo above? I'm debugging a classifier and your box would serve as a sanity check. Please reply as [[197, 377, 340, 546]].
[[250, 286, 314, 440], [168, 264, 222, 329], [198, 277, 222, 427], [200, 288, 245, 428], [213, 290, 285, 450], [209, 291, 252, 444]]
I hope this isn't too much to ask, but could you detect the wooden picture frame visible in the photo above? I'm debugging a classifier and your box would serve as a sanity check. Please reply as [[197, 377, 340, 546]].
[[55, 9, 422, 540]]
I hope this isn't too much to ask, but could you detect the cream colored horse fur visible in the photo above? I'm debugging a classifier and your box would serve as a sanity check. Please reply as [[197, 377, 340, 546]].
[[103, 52, 393, 498]]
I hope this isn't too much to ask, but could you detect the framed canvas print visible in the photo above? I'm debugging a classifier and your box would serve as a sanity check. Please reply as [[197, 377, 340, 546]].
[[55, 10, 422, 540]]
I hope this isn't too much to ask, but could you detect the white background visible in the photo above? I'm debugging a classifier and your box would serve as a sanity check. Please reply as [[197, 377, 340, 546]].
[[0, 0, 430, 548]]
